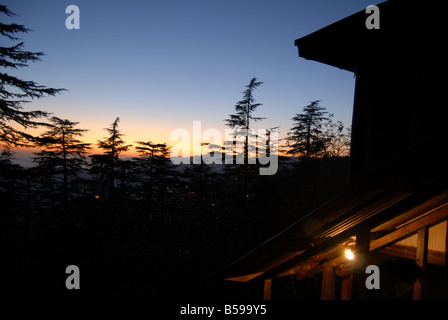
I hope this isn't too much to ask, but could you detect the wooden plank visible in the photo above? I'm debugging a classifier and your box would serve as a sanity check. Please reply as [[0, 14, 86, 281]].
[[263, 279, 272, 300], [370, 206, 448, 252], [380, 241, 446, 266], [225, 272, 263, 282], [371, 192, 448, 232]]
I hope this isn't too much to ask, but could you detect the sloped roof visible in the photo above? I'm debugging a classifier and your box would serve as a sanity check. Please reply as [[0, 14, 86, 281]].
[[294, 0, 445, 72], [202, 128, 448, 286]]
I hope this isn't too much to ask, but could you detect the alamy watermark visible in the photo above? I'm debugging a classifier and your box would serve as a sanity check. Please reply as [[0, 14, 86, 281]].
[[170, 121, 278, 176], [66, 4, 379, 31], [65, 5, 80, 30], [365, 265, 380, 289], [65, 265, 80, 289], [365, 5, 380, 29]]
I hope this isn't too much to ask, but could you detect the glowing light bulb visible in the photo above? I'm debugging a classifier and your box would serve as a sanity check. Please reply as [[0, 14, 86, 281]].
[[345, 248, 354, 260]]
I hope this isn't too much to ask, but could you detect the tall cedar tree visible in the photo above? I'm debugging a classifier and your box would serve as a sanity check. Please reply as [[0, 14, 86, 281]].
[[0, 6, 64, 146], [225, 77, 265, 200], [134, 141, 167, 216], [287, 100, 329, 163], [152, 143, 176, 218], [97, 117, 131, 202], [34, 117, 90, 210]]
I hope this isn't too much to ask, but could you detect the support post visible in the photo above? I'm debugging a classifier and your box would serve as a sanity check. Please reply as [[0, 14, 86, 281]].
[[320, 265, 335, 300], [413, 227, 428, 300], [444, 220, 448, 267], [263, 279, 272, 300], [341, 275, 353, 300], [351, 228, 370, 300]]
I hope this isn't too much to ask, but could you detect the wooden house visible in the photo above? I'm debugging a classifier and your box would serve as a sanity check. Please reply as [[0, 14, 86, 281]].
[[200, 0, 448, 299]]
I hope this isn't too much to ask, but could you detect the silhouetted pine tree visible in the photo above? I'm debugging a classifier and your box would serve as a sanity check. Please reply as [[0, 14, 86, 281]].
[[0, 5, 64, 146], [134, 141, 167, 217], [96, 117, 131, 206], [115, 158, 136, 208], [287, 100, 329, 163], [225, 77, 265, 201], [152, 143, 177, 220], [33, 117, 90, 213]]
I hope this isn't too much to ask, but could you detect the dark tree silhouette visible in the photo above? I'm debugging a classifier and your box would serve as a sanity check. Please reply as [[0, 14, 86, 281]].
[[182, 159, 215, 215], [0, 147, 27, 238], [33, 117, 91, 211], [97, 117, 131, 202], [225, 77, 265, 200], [152, 143, 177, 219], [134, 141, 167, 217], [0, 5, 64, 146], [225, 78, 265, 131], [88, 153, 110, 203], [287, 100, 329, 163], [321, 116, 351, 159]]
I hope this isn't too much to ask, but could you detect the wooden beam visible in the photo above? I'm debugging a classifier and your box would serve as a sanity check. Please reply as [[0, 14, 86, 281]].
[[370, 205, 448, 252], [320, 265, 335, 300], [413, 227, 428, 300], [271, 238, 317, 252], [225, 272, 263, 282], [380, 245, 446, 266], [263, 279, 272, 300]]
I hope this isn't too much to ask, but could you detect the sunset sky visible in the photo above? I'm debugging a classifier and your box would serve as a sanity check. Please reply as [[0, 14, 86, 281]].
[[3, 0, 384, 157]]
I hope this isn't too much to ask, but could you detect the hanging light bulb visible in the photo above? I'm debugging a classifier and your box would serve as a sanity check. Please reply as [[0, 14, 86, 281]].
[[345, 248, 354, 260]]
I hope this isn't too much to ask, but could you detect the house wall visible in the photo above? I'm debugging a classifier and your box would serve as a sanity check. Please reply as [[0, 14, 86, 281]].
[[349, 44, 448, 181]]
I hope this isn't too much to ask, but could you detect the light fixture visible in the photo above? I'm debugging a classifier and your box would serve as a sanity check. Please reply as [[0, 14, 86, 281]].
[[345, 248, 354, 260]]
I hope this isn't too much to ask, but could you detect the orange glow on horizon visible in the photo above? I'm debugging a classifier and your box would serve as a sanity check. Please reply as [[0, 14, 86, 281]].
[[5, 121, 291, 160]]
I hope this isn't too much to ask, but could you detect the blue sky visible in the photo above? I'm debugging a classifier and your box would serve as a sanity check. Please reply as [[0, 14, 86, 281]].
[[3, 0, 384, 151]]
